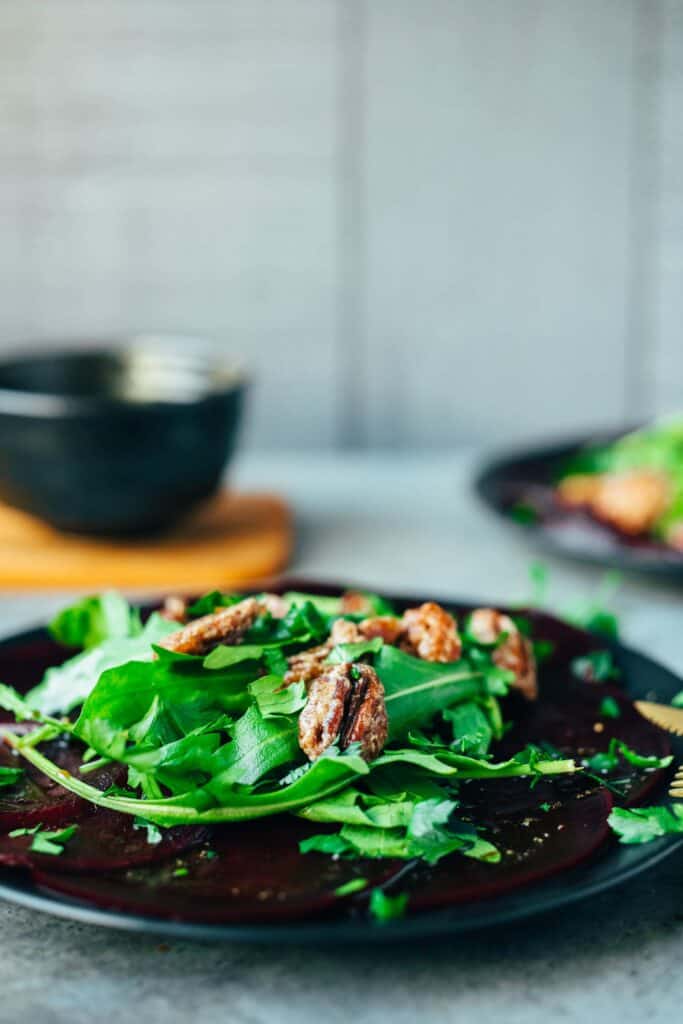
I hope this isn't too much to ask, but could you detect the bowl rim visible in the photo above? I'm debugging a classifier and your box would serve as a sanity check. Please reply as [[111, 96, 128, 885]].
[[0, 339, 248, 417]]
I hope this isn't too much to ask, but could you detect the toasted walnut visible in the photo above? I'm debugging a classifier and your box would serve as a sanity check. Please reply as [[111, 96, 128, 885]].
[[160, 595, 188, 623], [298, 663, 387, 762], [401, 602, 462, 663], [590, 470, 670, 536], [158, 597, 262, 655], [359, 616, 404, 644], [557, 474, 604, 507], [468, 608, 538, 701]]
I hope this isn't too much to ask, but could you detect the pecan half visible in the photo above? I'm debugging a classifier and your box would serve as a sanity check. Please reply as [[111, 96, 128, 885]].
[[298, 663, 387, 762], [160, 595, 188, 624], [283, 618, 364, 685], [468, 608, 538, 700], [358, 616, 404, 644], [590, 470, 670, 536], [157, 596, 262, 655], [339, 590, 375, 616], [401, 602, 462, 663]]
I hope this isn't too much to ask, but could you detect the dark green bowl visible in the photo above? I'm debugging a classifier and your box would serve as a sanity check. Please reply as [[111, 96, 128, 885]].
[[0, 344, 247, 535]]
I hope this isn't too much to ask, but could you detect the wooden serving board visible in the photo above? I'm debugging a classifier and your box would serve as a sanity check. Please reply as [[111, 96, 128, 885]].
[[0, 492, 292, 590]]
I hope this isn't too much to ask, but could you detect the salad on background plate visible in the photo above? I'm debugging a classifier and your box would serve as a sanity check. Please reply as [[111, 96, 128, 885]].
[[0, 584, 678, 928]]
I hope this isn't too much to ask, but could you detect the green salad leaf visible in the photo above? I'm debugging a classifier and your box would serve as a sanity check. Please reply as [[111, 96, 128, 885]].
[[608, 804, 683, 844], [48, 592, 141, 650], [28, 612, 178, 715]]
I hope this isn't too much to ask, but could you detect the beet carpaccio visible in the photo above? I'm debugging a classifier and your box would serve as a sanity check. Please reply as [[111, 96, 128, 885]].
[[0, 587, 671, 923]]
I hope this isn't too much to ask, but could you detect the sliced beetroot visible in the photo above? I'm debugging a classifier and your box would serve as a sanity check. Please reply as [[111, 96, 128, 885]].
[[34, 817, 399, 922], [0, 737, 125, 831], [497, 610, 670, 805], [405, 788, 613, 910], [0, 805, 208, 873]]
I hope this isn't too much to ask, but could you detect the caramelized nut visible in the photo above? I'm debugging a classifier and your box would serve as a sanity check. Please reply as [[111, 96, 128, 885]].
[[298, 663, 387, 762], [468, 608, 538, 700], [401, 602, 462, 663]]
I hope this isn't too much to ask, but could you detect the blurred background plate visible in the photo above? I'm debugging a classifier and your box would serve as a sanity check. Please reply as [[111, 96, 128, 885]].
[[475, 432, 683, 580]]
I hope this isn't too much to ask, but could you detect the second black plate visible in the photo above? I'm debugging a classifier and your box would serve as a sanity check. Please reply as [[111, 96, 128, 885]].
[[475, 432, 683, 579]]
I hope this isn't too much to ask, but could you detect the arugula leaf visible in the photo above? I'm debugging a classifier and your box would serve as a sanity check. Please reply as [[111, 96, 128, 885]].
[[608, 805, 683, 844], [248, 676, 307, 719], [49, 592, 141, 650], [326, 638, 384, 665], [27, 612, 178, 715], [376, 646, 484, 740], [369, 888, 408, 922], [203, 645, 265, 670], [299, 833, 350, 856], [443, 702, 493, 757], [186, 592, 240, 617], [245, 600, 328, 648], [570, 650, 620, 683], [207, 705, 299, 789]]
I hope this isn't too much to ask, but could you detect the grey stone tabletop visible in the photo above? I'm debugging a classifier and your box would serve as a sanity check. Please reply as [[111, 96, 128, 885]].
[[0, 451, 681, 1024]]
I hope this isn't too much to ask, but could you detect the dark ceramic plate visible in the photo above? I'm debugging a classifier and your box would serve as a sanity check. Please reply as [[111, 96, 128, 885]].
[[0, 584, 681, 944], [475, 432, 683, 578]]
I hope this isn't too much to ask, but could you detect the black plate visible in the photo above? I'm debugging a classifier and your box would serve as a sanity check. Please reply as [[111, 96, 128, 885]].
[[0, 590, 681, 944], [475, 431, 683, 578]]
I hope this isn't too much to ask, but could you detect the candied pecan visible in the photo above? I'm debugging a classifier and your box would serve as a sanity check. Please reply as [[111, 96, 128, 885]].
[[359, 616, 404, 644], [284, 642, 331, 685], [401, 602, 462, 663], [556, 474, 604, 507], [158, 596, 262, 655], [667, 521, 683, 552], [160, 595, 188, 623], [339, 590, 375, 616], [259, 593, 288, 619], [468, 608, 538, 700], [283, 619, 362, 685], [298, 663, 387, 762], [589, 470, 670, 536]]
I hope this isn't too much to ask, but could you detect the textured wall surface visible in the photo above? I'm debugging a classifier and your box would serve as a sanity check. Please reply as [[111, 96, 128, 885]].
[[0, 0, 680, 449]]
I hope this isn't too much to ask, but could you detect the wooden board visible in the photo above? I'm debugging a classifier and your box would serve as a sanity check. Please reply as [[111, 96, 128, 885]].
[[0, 492, 292, 590]]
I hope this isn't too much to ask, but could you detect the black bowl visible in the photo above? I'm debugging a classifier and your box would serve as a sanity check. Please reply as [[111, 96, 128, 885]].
[[0, 344, 247, 535]]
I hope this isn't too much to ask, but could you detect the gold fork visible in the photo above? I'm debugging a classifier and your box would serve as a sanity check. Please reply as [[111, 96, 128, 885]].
[[633, 701, 683, 799]]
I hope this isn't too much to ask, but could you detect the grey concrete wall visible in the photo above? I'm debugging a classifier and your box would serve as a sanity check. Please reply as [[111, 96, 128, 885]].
[[0, 0, 680, 449]]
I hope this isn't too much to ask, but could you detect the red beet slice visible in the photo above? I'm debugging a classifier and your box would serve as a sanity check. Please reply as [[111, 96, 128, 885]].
[[405, 788, 613, 910], [0, 737, 124, 831], [0, 805, 208, 873], [34, 817, 399, 922]]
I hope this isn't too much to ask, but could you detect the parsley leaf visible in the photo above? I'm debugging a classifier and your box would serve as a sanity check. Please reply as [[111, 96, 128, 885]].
[[369, 888, 408, 922], [333, 877, 369, 897], [571, 650, 620, 683], [599, 697, 621, 719], [608, 805, 683, 844], [10, 823, 78, 856]]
